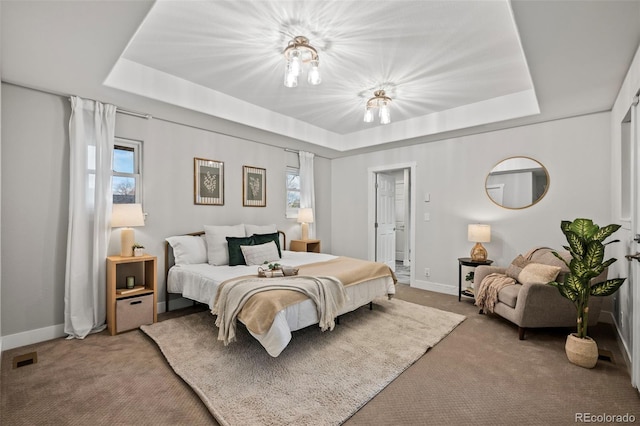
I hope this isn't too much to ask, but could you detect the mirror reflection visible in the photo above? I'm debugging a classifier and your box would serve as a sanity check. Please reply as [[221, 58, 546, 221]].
[[485, 157, 549, 209]]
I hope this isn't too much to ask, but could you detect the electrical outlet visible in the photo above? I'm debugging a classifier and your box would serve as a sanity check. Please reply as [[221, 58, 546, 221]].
[[424, 268, 431, 277]]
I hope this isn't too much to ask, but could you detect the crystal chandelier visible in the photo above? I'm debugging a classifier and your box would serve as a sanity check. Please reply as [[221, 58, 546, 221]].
[[364, 90, 392, 124], [283, 36, 321, 88]]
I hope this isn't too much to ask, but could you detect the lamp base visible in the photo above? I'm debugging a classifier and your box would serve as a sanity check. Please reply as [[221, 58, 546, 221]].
[[121, 228, 135, 257], [470, 243, 487, 262], [301, 222, 309, 241]]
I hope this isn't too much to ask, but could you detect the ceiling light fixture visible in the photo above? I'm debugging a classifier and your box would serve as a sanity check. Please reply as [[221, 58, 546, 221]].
[[364, 90, 392, 124], [283, 36, 321, 88]]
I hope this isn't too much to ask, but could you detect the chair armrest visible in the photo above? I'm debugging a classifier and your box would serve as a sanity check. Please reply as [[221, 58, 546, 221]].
[[472, 265, 507, 294]]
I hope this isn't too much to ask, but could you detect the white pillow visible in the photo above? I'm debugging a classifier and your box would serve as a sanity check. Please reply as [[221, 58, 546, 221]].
[[241, 241, 281, 266], [165, 235, 207, 266], [244, 224, 277, 236], [204, 224, 246, 265]]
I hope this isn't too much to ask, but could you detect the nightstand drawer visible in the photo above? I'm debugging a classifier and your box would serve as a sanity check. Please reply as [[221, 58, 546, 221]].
[[116, 294, 153, 333]]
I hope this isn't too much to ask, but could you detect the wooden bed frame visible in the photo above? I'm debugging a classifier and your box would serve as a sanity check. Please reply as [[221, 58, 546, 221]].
[[164, 230, 287, 313]]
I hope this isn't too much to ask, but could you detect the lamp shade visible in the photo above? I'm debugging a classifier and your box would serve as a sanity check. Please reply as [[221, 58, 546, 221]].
[[468, 224, 490, 243], [297, 208, 314, 224], [111, 204, 145, 228]]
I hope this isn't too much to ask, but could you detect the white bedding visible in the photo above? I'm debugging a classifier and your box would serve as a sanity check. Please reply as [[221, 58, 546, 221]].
[[167, 250, 395, 356]]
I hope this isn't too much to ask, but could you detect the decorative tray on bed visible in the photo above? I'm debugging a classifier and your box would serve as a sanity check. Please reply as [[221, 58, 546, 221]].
[[258, 265, 299, 278]]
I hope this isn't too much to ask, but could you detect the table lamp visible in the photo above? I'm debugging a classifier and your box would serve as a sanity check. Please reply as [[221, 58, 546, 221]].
[[112, 203, 145, 257], [468, 224, 490, 261], [298, 208, 314, 241]]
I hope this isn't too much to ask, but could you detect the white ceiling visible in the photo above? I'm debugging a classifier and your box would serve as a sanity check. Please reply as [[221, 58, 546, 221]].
[[2, 1, 640, 156]]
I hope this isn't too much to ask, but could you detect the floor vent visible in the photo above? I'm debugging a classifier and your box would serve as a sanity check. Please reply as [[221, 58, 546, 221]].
[[13, 352, 38, 369], [598, 348, 614, 363]]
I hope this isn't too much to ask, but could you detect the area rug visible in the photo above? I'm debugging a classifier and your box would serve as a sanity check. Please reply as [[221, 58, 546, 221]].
[[141, 298, 465, 426]]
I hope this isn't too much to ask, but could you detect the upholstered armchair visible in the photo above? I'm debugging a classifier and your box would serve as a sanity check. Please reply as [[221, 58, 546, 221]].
[[472, 247, 605, 340]]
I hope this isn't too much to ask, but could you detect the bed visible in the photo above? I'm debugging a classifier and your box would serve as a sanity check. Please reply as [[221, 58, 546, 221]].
[[164, 224, 396, 357]]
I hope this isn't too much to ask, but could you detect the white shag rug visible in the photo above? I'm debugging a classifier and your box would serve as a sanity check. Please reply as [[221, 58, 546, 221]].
[[141, 298, 465, 426]]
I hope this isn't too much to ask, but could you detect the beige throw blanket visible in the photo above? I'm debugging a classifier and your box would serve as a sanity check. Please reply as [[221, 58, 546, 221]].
[[212, 276, 347, 345], [474, 273, 516, 313]]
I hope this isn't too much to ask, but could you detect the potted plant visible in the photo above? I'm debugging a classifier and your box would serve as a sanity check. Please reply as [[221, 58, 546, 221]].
[[132, 243, 145, 257], [549, 218, 626, 368]]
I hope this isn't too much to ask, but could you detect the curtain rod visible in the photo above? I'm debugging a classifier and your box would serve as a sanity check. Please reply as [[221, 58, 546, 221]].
[[6, 81, 327, 158], [3, 81, 151, 119]]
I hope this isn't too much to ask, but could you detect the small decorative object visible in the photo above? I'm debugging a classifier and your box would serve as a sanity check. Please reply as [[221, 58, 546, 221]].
[[464, 271, 475, 295], [243, 165, 266, 207], [258, 261, 285, 278], [281, 265, 299, 276], [194, 157, 224, 205], [132, 243, 144, 257], [549, 218, 626, 368], [126, 276, 135, 289]]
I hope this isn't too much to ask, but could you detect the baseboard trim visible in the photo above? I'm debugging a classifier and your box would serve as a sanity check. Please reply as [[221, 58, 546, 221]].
[[1, 299, 196, 351], [2, 323, 65, 351], [410, 279, 457, 296]]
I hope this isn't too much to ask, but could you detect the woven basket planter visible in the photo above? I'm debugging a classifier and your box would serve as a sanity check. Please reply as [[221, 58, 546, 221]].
[[565, 333, 598, 368]]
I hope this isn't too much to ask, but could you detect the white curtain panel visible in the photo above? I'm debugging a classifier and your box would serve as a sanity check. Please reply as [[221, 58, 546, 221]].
[[64, 96, 116, 338], [299, 151, 316, 239]]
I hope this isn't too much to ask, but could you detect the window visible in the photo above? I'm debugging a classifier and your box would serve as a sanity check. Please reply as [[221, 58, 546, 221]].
[[286, 167, 300, 218], [112, 138, 142, 204]]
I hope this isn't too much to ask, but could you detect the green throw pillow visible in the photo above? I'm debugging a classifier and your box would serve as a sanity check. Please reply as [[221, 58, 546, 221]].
[[226, 236, 254, 266], [251, 232, 282, 258]]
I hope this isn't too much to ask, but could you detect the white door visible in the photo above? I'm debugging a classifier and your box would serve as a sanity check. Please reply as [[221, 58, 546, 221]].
[[627, 96, 640, 388], [376, 173, 396, 270]]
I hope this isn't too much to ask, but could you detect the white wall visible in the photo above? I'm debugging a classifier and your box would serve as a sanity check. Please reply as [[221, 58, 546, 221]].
[[332, 112, 612, 295], [0, 83, 332, 341]]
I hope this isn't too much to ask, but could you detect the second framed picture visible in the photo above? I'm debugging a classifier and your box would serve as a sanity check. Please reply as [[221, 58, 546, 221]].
[[243, 165, 266, 207], [194, 157, 224, 205]]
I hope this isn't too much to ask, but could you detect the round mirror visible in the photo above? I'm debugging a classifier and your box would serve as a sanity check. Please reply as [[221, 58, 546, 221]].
[[485, 157, 549, 209]]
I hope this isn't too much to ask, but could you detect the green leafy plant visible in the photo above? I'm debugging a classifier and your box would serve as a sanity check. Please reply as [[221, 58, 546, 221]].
[[549, 218, 626, 339], [263, 261, 281, 270], [132, 243, 144, 249]]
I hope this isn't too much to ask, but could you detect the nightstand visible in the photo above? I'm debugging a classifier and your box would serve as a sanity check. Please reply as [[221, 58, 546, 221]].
[[290, 239, 321, 253], [458, 257, 493, 302], [106, 255, 157, 335]]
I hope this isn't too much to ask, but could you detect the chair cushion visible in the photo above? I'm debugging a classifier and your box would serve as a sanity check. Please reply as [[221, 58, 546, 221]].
[[498, 284, 522, 308]]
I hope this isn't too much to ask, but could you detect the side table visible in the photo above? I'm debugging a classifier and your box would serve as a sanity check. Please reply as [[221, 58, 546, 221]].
[[458, 257, 493, 301]]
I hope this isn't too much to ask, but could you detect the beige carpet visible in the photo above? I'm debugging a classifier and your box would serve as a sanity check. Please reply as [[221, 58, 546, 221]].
[[140, 298, 465, 426]]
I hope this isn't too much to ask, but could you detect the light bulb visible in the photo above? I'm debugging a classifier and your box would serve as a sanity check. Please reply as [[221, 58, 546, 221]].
[[289, 50, 301, 77], [307, 60, 321, 85], [379, 103, 391, 124], [284, 59, 298, 88], [284, 70, 298, 88], [364, 107, 374, 123]]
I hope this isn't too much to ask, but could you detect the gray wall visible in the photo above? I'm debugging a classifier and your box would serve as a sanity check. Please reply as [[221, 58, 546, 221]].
[[0, 82, 332, 337], [331, 112, 612, 295]]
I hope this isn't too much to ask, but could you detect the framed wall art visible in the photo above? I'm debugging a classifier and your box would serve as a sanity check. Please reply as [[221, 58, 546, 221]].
[[243, 165, 266, 207], [194, 157, 224, 205]]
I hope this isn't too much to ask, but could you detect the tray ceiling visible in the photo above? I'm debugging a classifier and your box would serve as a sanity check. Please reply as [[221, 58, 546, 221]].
[[105, 0, 538, 151]]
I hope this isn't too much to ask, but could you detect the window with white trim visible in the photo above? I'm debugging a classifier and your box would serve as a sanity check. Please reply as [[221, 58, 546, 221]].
[[286, 167, 300, 218], [112, 138, 142, 204]]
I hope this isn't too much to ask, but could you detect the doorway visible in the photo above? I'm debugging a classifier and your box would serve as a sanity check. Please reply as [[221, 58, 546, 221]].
[[368, 163, 416, 286], [620, 93, 640, 389]]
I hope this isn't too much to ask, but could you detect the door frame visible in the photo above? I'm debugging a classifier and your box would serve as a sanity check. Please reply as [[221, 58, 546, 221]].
[[367, 162, 417, 285]]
